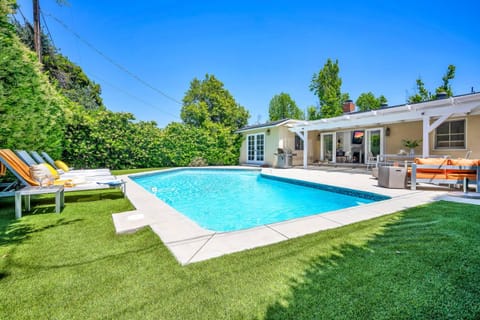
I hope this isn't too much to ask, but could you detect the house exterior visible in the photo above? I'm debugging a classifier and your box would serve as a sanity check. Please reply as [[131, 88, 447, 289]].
[[237, 93, 480, 168], [236, 119, 309, 167]]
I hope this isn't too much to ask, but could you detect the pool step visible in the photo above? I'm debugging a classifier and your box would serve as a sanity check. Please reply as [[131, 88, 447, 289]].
[[112, 210, 149, 234]]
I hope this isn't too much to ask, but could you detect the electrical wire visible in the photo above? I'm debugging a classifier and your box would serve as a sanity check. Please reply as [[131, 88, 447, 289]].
[[16, 6, 28, 23], [40, 10, 56, 49], [89, 72, 181, 121], [42, 11, 182, 106]]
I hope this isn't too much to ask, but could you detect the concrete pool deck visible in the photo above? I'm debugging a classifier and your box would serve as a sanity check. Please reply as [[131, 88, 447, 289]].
[[112, 167, 479, 265]]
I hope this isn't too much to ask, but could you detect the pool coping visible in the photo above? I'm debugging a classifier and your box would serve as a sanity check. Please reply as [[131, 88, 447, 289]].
[[112, 167, 464, 265]]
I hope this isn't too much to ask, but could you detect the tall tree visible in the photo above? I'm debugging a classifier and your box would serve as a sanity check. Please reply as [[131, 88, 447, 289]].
[[181, 74, 249, 130], [268, 92, 304, 121], [408, 65, 456, 103], [306, 105, 318, 120], [355, 92, 388, 111], [309, 58, 349, 119], [408, 78, 432, 103], [13, 21, 104, 110], [435, 64, 455, 96]]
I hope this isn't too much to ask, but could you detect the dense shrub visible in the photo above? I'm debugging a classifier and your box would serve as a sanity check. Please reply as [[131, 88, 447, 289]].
[[63, 110, 164, 169], [0, 2, 68, 158], [159, 122, 242, 167]]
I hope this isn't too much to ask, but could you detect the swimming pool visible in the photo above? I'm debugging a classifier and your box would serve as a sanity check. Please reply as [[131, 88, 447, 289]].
[[131, 169, 389, 232]]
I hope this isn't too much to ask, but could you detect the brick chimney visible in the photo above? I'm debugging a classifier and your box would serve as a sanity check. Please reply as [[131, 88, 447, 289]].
[[343, 100, 355, 113]]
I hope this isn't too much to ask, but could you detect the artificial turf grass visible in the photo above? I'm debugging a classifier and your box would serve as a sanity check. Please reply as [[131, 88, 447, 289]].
[[0, 196, 479, 319], [264, 201, 480, 320]]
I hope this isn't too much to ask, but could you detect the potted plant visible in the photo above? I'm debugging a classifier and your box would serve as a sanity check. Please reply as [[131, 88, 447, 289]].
[[402, 139, 422, 155]]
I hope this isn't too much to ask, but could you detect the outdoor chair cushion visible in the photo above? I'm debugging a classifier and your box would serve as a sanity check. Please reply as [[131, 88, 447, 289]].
[[43, 162, 60, 179], [54, 160, 70, 172], [414, 158, 449, 174], [447, 158, 479, 176], [30, 164, 54, 185]]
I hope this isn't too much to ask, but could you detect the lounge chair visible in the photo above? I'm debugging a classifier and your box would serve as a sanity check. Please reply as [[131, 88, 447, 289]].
[[15, 150, 38, 166], [0, 149, 122, 192], [29, 151, 50, 165], [40, 151, 57, 168], [39, 151, 110, 175], [15, 150, 112, 179], [0, 162, 17, 197]]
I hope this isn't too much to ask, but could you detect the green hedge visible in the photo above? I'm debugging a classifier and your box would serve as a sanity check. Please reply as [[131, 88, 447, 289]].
[[0, 6, 68, 158]]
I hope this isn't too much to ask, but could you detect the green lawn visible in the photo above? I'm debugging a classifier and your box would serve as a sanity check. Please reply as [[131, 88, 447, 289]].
[[0, 188, 479, 319]]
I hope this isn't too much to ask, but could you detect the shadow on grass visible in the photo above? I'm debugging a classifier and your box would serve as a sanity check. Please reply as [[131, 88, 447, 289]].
[[24, 242, 163, 270], [0, 197, 29, 246], [0, 215, 83, 247], [1, 196, 83, 280], [264, 202, 480, 320], [64, 189, 124, 203]]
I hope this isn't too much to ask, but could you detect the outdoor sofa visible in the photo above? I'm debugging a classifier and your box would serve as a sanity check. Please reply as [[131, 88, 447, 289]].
[[409, 157, 480, 191]]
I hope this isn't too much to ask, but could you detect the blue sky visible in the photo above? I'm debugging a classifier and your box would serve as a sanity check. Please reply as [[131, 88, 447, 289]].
[[15, 0, 480, 127]]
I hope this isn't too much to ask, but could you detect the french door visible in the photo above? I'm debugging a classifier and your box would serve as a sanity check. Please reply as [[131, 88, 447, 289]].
[[247, 133, 265, 163]]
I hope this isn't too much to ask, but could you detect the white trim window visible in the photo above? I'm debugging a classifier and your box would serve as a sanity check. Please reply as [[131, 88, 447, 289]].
[[294, 134, 304, 150], [435, 119, 466, 149]]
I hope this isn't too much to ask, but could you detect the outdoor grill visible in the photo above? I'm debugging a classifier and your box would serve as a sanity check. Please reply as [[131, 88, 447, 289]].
[[274, 147, 295, 168]]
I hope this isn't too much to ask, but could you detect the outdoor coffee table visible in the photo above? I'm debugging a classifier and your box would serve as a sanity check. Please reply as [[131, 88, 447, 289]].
[[15, 185, 65, 219]]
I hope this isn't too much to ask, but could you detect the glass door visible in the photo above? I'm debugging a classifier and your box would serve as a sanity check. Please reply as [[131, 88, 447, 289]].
[[321, 133, 334, 161], [247, 133, 265, 163], [365, 128, 383, 158]]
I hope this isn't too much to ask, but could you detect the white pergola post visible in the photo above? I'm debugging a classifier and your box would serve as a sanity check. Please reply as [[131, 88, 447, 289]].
[[422, 113, 452, 157], [303, 131, 309, 168], [422, 117, 429, 157]]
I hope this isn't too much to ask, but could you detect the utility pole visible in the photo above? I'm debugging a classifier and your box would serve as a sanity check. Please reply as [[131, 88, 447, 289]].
[[33, 0, 41, 62]]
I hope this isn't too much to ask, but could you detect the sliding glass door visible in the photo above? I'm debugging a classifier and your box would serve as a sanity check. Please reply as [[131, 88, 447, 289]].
[[365, 128, 383, 157], [321, 133, 334, 161]]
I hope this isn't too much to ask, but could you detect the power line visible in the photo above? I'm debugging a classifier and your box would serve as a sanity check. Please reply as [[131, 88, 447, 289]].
[[89, 72, 181, 121], [40, 11, 56, 49], [42, 11, 182, 106], [14, 7, 181, 122], [16, 6, 28, 23]]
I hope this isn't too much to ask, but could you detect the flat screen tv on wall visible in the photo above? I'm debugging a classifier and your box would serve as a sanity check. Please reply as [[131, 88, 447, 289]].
[[352, 130, 364, 144]]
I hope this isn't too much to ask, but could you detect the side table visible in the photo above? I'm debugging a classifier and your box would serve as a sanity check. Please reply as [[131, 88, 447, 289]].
[[15, 185, 65, 219], [378, 166, 407, 189]]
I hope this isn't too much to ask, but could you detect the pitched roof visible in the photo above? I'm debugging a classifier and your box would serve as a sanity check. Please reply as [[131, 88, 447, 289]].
[[290, 92, 480, 132], [236, 119, 301, 133]]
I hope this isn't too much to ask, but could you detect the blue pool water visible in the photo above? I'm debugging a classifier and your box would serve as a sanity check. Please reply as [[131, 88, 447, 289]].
[[131, 169, 389, 232]]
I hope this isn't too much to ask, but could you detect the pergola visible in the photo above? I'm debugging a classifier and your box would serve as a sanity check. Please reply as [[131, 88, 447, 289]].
[[290, 93, 480, 168]]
